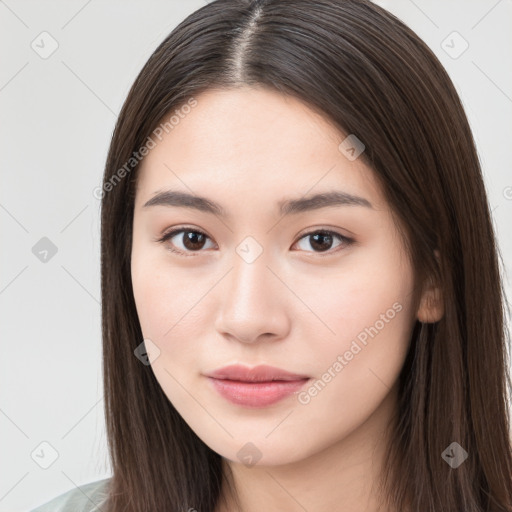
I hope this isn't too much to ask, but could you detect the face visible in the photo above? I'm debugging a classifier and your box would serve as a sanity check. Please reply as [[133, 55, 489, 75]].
[[131, 87, 421, 466]]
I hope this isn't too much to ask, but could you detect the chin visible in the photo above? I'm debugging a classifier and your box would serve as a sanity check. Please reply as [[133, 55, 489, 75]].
[[200, 433, 316, 468]]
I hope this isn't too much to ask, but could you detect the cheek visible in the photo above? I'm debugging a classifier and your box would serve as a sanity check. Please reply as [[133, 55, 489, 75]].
[[131, 257, 168, 340], [294, 248, 414, 348], [290, 242, 416, 404], [132, 263, 194, 341], [131, 245, 215, 367]]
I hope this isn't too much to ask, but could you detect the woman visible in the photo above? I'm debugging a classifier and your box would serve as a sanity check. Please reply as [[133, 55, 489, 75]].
[[32, 0, 512, 510]]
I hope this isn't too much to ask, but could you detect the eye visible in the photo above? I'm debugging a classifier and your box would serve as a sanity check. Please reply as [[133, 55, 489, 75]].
[[157, 227, 215, 256], [156, 227, 354, 257], [293, 229, 353, 255]]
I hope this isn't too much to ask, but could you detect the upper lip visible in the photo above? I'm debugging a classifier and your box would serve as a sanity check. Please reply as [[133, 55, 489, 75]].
[[206, 364, 310, 382]]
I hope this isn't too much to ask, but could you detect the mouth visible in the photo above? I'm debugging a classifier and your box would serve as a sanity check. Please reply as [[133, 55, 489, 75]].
[[205, 364, 311, 408]]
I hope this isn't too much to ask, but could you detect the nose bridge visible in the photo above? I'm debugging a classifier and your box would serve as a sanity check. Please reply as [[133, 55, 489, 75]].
[[214, 238, 289, 342], [226, 240, 277, 314]]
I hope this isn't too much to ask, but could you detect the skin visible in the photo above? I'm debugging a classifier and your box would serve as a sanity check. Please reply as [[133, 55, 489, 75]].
[[130, 87, 443, 511]]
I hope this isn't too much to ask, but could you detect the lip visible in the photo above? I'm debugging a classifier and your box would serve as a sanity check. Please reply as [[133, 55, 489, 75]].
[[206, 364, 311, 408]]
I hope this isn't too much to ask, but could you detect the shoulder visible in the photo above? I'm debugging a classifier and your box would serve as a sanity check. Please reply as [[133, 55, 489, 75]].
[[30, 477, 111, 512]]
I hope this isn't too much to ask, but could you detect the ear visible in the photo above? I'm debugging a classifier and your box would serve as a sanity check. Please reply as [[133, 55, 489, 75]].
[[416, 250, 444, 323]]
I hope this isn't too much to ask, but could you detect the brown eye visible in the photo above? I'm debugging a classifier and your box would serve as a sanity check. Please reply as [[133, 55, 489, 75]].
[[180, 230, 208, 251], [158, 227, 353, 257], [159, 228, 215, 255], [294, 230, 353, 254]]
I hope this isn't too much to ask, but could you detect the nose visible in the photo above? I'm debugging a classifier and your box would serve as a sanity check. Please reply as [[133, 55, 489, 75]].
[[214, 253, 291, 344]]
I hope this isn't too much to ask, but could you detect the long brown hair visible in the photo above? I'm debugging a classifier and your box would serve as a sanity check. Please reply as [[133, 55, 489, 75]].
[[100, 0, 512, 510]]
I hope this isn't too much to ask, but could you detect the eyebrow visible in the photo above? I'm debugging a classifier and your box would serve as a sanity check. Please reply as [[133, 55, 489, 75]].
[[142, 189, 373, 218]]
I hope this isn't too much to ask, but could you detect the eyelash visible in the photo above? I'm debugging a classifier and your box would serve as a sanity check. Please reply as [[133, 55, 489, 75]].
[[156, 226, 354, 258]]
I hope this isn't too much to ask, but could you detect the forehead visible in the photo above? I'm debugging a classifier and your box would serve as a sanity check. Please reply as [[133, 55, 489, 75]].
[[135, 87, 383, 210]]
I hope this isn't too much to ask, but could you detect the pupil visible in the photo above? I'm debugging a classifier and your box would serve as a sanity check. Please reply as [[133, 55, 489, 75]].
[[184, 231, 205, 250], [311, 233, 332, 252]]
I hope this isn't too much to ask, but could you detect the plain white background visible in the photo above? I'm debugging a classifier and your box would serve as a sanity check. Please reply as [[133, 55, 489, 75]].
[[0, 1, 511, 511]]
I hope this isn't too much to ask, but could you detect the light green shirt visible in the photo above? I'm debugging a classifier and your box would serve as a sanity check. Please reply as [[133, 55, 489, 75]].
[[30, 478, 111, 512]]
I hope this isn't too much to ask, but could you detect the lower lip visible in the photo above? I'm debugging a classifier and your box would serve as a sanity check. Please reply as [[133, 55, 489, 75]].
[[207, 377, 310, 408]]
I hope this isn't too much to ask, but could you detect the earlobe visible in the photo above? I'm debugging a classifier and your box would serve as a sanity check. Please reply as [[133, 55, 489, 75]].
[[417, 250, 444, 323], [417, 282, 444, 323]]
